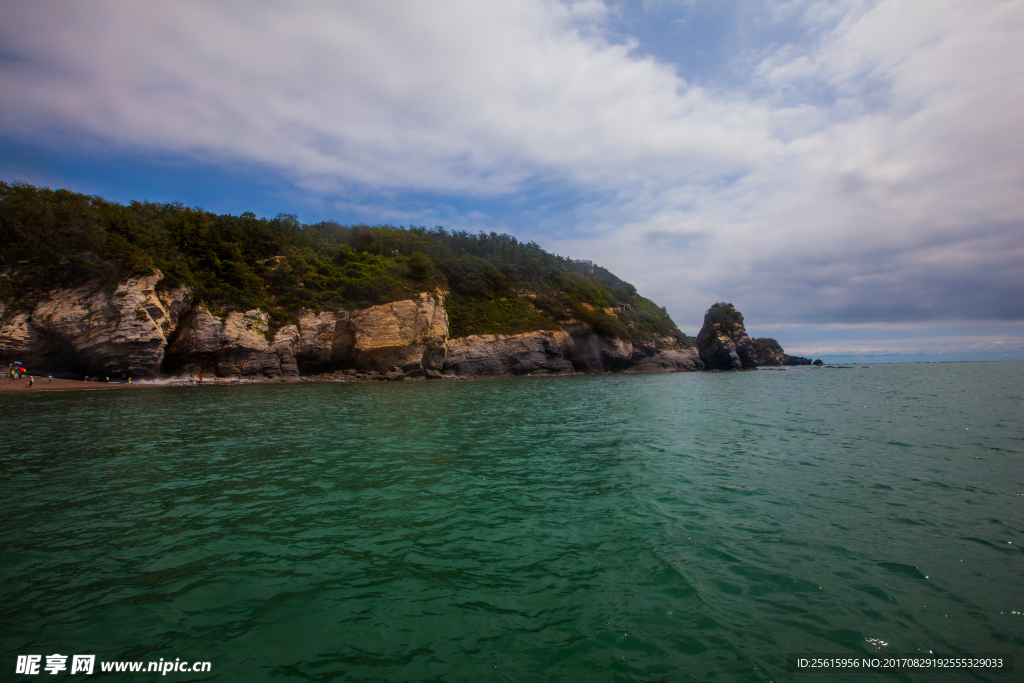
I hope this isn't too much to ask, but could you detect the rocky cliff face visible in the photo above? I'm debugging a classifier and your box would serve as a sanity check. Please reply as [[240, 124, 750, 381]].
[[0, 272, 190, 378], [695, 303, 757, 370], [0, 272, 452, 380], [163, 291, 450, 378], [444, 326, 702, 376], [445, 330, 575, 376], [564, 323, 702, 373], [1, 271, 705, 379]]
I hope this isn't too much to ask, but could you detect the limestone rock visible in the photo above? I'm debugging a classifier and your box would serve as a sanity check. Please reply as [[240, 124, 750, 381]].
[[153, 285, 192, 339], [0, 311, 67, 372], [16, 272, 178, 377], [566, 323, 703, 373], [696, 303, 757, 371], [624, 346, 703, 373], [563, 323, 632, 372], [165, 307, 299, 379], [160, 291, 449, 379], [444, 330, 574, 376], [343, 292, 448, 372], [0, 272, 739, 380], [294, 309, 339, 371]]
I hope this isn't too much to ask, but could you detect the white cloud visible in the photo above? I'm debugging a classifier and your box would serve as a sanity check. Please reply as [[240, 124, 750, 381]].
[[0, 0, 768, 194], [0, 0, 1021, 334]]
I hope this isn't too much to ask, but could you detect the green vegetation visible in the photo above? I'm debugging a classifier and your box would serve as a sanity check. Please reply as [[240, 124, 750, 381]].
[[0, 182, 689, 343], [703, 302, 744, 335], [752, 337, 783, 355]]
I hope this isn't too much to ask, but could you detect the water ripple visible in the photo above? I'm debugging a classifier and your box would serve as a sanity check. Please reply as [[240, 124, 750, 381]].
[[2, 363, 1022, 681]]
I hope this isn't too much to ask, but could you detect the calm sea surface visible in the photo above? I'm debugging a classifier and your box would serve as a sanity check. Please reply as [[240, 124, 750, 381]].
[[2, 362, 1022, 682]]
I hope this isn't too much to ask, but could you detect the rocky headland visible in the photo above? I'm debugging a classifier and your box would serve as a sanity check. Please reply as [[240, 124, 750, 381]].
[[0, 183, 809, 382], [1, 281, 809, 381]]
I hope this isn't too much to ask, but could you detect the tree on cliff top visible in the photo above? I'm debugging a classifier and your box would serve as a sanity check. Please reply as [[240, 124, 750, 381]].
[[703, 303, 744, 335], [0, 182, 690, 344]]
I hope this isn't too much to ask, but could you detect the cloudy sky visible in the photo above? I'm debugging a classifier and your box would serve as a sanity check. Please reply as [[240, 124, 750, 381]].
[[2, 0, 1021, 361]]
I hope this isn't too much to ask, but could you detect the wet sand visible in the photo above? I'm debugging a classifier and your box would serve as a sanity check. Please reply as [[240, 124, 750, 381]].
[[0, 377, 137, 394]]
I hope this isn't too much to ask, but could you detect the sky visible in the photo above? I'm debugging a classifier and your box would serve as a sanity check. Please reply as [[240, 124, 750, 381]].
[[1, 0, 1021, 362]]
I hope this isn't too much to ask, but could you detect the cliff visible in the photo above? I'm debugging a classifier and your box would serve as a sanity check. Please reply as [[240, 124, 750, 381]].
[[0, 270, 701, 379]]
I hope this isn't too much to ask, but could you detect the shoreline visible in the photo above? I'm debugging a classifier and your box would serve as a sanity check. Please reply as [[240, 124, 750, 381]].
[[9, 362, 1008, 395], [0, 371, 567, 394], [0, 376, 160, 393], [0, 364, 874, 395]]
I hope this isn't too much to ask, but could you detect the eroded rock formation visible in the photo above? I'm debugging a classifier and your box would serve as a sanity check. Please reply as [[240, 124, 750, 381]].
[[696, 303, 757, 371], [696, 308, 811, 370], [444, 330, 575, 376], [0, 271, 710, 379], [0, 272, 190, 377]]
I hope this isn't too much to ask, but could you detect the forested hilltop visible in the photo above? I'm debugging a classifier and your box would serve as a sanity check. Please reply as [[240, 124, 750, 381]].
[[0, 182, 689, 344]]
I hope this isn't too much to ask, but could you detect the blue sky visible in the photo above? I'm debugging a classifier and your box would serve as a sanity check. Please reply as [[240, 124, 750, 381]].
[[1, 0, 1021, 361]]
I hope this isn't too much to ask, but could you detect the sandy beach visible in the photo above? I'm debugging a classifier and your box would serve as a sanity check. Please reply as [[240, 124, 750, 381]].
[[0, 377, 139, 394]]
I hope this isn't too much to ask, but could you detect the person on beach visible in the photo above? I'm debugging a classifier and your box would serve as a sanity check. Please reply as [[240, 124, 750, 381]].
[[199, 374, 203, 384], [48, 374, 52, 383]]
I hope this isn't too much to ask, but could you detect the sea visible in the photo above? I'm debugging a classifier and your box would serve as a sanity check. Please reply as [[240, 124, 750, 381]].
[[1, 362, 1021, 682]]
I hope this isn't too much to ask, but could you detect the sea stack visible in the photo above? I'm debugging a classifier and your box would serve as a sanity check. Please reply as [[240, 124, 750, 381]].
[[695, 303, 757, 370]]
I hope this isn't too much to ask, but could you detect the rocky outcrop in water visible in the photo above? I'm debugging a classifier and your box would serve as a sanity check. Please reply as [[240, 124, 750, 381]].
[[697, 308, 811, 370], [696, 303, 757, 370], [751, 337, 812, 366]]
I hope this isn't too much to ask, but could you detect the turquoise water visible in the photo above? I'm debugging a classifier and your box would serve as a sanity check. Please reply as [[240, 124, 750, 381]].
[[2, 362, 1022, 682]]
